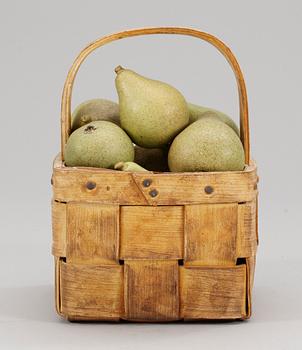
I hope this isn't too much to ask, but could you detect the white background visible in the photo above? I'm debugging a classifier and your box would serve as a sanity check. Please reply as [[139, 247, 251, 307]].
[[0, 0, 301, 349]]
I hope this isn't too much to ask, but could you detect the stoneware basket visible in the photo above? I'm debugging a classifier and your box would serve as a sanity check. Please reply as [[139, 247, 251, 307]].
[[51, 27, 259, 322]]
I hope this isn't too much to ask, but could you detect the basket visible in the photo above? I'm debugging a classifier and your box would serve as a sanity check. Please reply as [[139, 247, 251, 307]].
[[51, 27, 258, 322]]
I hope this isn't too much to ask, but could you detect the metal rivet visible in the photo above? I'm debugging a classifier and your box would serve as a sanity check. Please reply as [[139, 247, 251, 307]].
[[204, 185, 214, 194], [149, 189, 158, 198], [86, 181, 96, 190], [143, 179, 152, 187]]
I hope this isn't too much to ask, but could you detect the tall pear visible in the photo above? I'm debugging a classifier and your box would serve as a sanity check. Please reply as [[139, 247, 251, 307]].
[[115, 66, 189, 148]]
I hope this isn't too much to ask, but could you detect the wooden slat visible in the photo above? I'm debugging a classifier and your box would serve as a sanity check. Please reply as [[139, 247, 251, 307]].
[[60, 262, 123, 320], [53, 154, 257, 205], [132, 167, 257, 205], [67, 203, 119, 264], [52, 201, 66, 257], [237, 200, 257, 257], [184, 204, 238, 265], [124, 260, 179, 321], [120, 206, 183, 259], [180, 265, 246, 319]]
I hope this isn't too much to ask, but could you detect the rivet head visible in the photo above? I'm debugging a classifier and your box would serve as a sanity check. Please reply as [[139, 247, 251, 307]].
[[204, 185, 214, 194], [143, 179, 152, 187], [86, 181, 96, 190], [149, 189, 158, 198]]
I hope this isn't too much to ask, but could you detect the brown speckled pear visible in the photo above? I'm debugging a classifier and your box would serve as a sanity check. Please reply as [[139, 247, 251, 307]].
[[188, 103, 239, 136], [71, 99, 120, 131], [65, 121, 134, 168], [168, 118, 245, 172], [115, 66, 189, 148], [134, 145, 169, 172], [114, 161, 149, 172]]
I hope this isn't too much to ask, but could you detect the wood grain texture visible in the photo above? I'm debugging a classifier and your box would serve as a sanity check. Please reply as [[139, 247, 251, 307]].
[[184, 204, 238, 266], [66, 203, 119, 264], [120, 206, 183, 259], [180, 265, 246, 319], [60, 27, 250, 164], [51, 201, 66, 257], [124, 260, 179, 321], [237, 200, 257, 257], [53, 154, 257, 205], [60, 262, 123, 320]]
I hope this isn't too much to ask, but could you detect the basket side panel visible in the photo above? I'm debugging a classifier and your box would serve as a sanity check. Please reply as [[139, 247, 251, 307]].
[[66, 203, 119, 265], [184, 204, 238, 266], [60, 262, 123, 320], [180, 265, 246, 319], [124, 260, 179, 321], [52, 201, 66, 257], [120, 206, 183, 259]]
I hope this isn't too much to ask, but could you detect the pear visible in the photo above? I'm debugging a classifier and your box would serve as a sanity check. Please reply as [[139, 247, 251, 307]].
[[134, 145, 169, 172], [168, 118, 245, 172], [115, 66, 189, 148], [65, 121, 134, 168], [188, 103, 239, 136], [114, 161, 149, 172], [71, 98, 119, 131]]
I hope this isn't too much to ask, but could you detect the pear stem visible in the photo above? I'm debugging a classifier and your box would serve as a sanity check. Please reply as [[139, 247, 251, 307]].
[[114, 161, 124, 170], [114, 65, 124, 74]]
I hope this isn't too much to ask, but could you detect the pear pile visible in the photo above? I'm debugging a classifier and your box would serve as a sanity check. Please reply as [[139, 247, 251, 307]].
[[65, 66, 245, 172]]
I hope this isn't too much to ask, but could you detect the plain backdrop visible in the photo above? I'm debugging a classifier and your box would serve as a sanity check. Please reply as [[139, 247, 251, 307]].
[[0, 0, 301, 349]]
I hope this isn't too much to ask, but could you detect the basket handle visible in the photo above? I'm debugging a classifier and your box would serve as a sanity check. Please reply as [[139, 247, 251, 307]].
[[61, 27, 250, 164]]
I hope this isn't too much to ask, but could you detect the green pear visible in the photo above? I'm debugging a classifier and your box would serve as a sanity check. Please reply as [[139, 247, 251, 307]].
[[134, 145, 169, 172], [65, 121, 134, 168], [114, 161, 149, 172], [188, 103, 239, 136], [168, 118, 245, 172], [71, 98, 119, 131], [115, 66, 189, 148]]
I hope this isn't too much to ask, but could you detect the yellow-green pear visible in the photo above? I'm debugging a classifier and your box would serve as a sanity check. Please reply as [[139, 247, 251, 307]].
[[71, 98, 120, 131], [115, 66, 189, 148], [188, 103, 239, 136], [65, 121, 134, 168], [168, 118, 245, 172]]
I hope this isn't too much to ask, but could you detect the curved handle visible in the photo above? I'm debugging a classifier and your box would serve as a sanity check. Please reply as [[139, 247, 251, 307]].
[[61, 27, 250, 164]]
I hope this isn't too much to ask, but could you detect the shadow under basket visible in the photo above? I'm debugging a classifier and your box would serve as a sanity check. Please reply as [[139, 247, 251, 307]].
[[51, 27, 259, 322]]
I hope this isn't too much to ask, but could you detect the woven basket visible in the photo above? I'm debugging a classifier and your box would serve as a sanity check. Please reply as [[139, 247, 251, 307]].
[[51, 27, 258, 322]]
